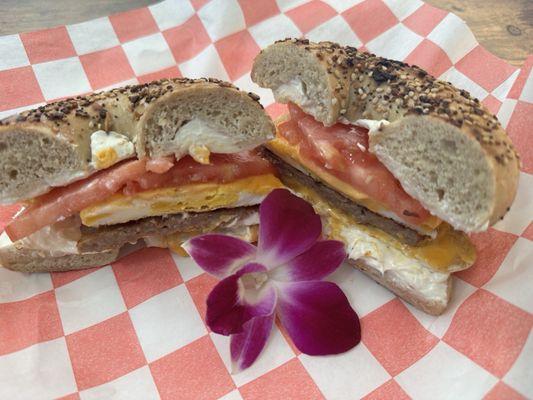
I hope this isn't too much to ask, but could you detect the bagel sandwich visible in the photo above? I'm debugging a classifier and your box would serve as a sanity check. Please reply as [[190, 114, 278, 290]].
[[252, 39, 520, 315], [0, 78, 283, 272]]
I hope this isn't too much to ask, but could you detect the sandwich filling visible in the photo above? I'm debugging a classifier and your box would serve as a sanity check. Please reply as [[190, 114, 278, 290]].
[[265, 152, 474, 303], [3, 149, 283, 255], [274, 103, 441, 231], [0, 207, 259, 258], [264, 103, 476, 301]]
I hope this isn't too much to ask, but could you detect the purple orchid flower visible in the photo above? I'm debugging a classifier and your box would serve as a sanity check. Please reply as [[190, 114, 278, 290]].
[[183, 189, 361, 372]]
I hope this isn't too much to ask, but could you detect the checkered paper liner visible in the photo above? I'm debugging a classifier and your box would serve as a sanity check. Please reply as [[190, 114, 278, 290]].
[[0, 0, 531, 398]]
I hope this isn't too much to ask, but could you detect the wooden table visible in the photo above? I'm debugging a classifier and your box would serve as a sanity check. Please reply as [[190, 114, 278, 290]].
[[1, 0, 531, 66]]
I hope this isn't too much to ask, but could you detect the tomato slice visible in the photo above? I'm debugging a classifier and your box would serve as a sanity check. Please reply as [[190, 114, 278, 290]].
[[5, 159, 148, 241], [6, 151, 274, 241], [279, 103, 430, 226], [124, 152, 275, 195]]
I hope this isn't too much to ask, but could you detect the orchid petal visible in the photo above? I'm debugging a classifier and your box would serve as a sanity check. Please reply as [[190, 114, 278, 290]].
[[277, 281, 360, 355], [183, 234, 257, 279], [258, 189, 322, 266], [271, 240, 346, 282], [235, 262, 265, 277], [206, 263, 277, 335], [230, 313, 275, 373]]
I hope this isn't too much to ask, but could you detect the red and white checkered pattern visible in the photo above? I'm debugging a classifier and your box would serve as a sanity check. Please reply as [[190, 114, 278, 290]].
[[0, 0, 532, 398]]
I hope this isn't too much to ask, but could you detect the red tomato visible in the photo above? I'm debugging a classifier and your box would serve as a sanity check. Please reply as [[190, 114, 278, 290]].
[[6, 151, 274, 241], [280, 103, 430, 225], [125, 152, 275, 194], [5, 159, 148, 241]]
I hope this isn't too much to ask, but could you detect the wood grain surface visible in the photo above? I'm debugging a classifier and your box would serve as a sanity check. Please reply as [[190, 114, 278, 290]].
[[426, 0, 532, 66], [1, 0, 531, 66]]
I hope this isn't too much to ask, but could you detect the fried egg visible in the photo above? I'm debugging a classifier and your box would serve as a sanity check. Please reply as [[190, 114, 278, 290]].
[[90, 130, 135, 170], [80, 174, 283, 226]]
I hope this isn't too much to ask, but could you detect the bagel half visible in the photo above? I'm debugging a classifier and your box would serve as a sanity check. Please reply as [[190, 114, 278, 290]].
[[0, 77, 281, 273], [0, 78, 274, 204], [252, 39, 520, 232]]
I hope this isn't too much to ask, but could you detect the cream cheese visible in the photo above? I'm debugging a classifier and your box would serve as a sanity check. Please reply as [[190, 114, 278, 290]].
[[273, 78, 323, 118], [338, 116, 391, 134], [172, 119, 246, 162], [339, 225, 450, 302], [0, 217, 81, 257], [354, 119, 390, 135], [0, 232, 12, 248]]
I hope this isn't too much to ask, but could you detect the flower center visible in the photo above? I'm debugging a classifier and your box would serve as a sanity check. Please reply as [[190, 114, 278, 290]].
[[240, 271, 269, 291]]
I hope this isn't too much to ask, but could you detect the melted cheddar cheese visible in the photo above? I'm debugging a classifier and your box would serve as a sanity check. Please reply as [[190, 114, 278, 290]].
[[283, 173, 476, 273], [80, 174, 283, 227]]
